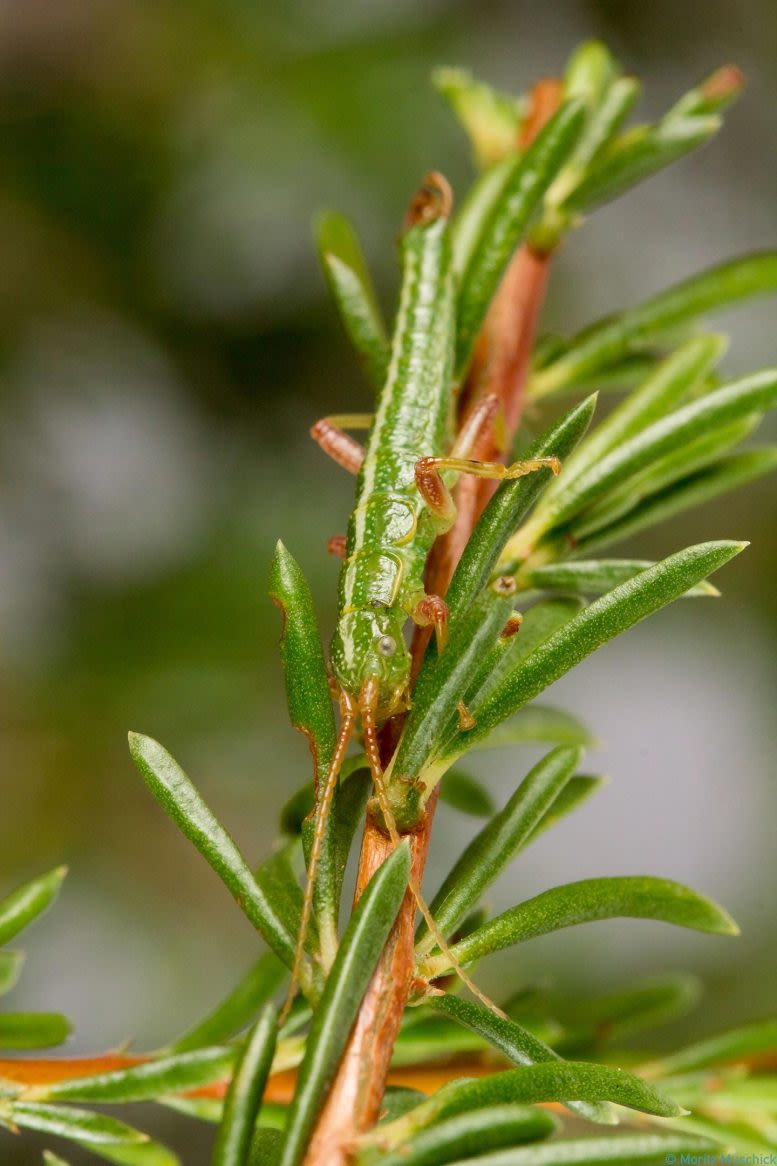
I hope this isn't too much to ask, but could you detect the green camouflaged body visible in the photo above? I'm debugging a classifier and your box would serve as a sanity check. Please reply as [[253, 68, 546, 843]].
[[330, 208, 456, 718]]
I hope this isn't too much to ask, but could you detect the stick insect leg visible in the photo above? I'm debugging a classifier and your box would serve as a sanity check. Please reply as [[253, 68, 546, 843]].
[[310, 414, 372, 475], [280, 691, 357, 1024], [415, 453, 561, 518], [360, 679, 507, 1020], [327, 535, 347, 558], [411, 593, 449, 652]]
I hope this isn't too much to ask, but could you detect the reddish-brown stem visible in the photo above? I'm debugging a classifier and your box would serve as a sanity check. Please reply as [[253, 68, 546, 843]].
[[302, 81, 565, 1166]]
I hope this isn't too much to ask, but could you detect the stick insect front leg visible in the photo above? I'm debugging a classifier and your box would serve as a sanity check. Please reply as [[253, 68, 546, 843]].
[[310, 414, 373, 474]]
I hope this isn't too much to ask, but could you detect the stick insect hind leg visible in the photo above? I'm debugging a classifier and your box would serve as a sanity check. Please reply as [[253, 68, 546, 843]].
[[280, 690, 358, 1024], [360, 678, 508, 1020]]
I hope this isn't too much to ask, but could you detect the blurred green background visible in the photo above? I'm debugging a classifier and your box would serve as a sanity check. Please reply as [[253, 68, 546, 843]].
[[1, 0, 776, 1160]]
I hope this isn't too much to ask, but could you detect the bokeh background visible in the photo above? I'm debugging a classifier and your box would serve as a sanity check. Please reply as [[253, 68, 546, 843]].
[[1, 0, 776, 1160]]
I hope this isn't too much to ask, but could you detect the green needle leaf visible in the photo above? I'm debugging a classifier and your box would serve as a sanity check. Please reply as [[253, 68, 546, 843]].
[[456, 99, 586, 375], [642, 1018, 777, 1077], [278, 842, 411, 1166], [563, 113, 722, 214], [315, 211, 390, 391], [433, 67, 525, 168], [468, 704, 594, 752], [457, 541, 746, 749], [249, 1128, 283, 1166], [573, 413, 760, 541], [28, 1047, 235, 1104], [211, 1005, 278, 1166], [554, 972, 702, 1054], [547, 335, 727, 493], [417, 746, 583, 951], [8, 1102, 147, 1146], [377, 1059, 682, 1144], [0, 951, 24, 996], [517, 370, 777, 548], [129, 733, 305, 987], [529, 253, 777, 398], [423, 875, 738, 977], [0, 868, 67, 948], [269, 541, 337, 790], [521, 559, 720, 599], [439, 771, 495, 818], [435, 1131, 723, 1166], [0, 1013, 71, 1051], [65, 1141, 179, 1166], [426, 995, 611, 1124], [359, 1103, 557, 1166], [169, 952, 286, 1053], [577, 449, 777, 554], [525, 774, 605, 842]]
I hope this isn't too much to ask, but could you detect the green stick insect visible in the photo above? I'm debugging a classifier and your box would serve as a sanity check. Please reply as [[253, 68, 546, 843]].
[[286, 173, 560, 1017]]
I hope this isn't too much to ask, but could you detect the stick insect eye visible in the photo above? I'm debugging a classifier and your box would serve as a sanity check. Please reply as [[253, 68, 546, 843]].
[[376, 634, 397, 658]]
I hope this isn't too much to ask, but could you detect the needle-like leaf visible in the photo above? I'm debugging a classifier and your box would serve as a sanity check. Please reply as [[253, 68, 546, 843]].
[[0, 952, 24, 997], [417, 746, 583, 951], [520, 559, 720, 599], [278, 842, 411, 1166], [572, 413, 759, 540], [439, 771, 495, 818], [0, 1013, 71, 1051], [513, 371, 777, 552], [422, 876, 737, 978], [456, 100, 586, 375], [8, 1102, 147, 1146], [529, 253, 777, 398], [358, 1103, 557, 1166], [437, 1131, 723, 1166], [169, 953, 286, 1053], [0, 869, 67, 948], [268, 541, 337, 783], [577, 449, 777, 554], [426, 995, 612, 1124], [467, 705, 594, 751], [129, 733, 305, 987], [455, 541, 746, 751], [525, 774, 605, 842], [315, 212, 390, 390], [564, 113, 722, 214], [545, 335, 727, 495], [641, 1019, 777, 1078], [554, 972, 702, 1054], [211, 1005, 277, 1166], [433, 68, 525, 168], [26, 1048, 236, 1104], [376, 1060, 682, 1145]]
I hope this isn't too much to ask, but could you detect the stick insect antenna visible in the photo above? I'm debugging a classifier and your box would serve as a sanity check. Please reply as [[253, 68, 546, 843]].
[[280, 692, 357, 1024], [360, 680, 508, 1021]]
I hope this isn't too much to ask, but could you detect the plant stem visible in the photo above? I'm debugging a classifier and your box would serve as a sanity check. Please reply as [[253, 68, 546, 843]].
[[302, 80, 564, 1166]]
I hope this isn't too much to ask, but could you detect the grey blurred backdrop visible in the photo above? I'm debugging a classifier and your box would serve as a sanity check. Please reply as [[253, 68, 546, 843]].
[[1, 0, 776, 1158]]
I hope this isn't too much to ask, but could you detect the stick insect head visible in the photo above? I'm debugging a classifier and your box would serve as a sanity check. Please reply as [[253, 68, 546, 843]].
[[331, 608, 410, 722]]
